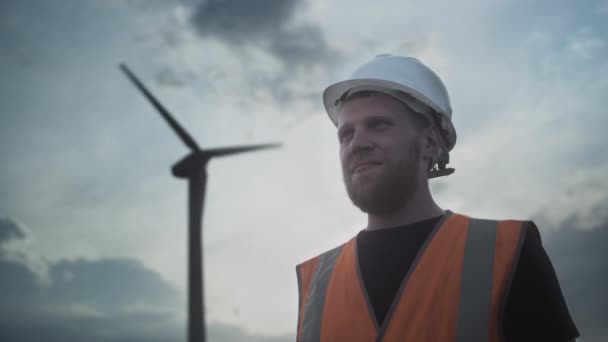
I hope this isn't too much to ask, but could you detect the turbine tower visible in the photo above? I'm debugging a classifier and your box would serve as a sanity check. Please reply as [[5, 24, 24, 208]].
[[120, 64, 281, 342]]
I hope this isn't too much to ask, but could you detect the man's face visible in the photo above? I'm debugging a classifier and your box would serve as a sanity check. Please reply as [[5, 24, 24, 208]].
[[337, 93, 425, 215]]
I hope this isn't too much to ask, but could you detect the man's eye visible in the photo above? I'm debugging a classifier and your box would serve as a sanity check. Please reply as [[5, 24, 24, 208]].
[[371, 120, 390, 129], [339, 131, 352, 142]]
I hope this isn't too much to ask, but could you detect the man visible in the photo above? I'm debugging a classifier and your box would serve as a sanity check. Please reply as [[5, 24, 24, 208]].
[[295, 54, 579, 341]]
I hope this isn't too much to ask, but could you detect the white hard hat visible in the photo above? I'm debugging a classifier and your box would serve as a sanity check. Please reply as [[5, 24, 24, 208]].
[[323, 54, 457, 152]]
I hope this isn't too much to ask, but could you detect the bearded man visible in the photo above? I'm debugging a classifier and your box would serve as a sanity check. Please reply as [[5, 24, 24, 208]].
[[295, 54, 579, 342]]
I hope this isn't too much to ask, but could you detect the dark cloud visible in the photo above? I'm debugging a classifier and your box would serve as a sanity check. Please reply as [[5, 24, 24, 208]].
[[43, 258, 181, 313], [0, 1, 136, 70], [0, 2, 37, 68], [0, 217, 292, 341], [187, 0, 339, 69], [533, 179, 608, 231], [189, 0, 298, 44], [542, 220, 608, 341], [0, 217, 183, 341], [269, 24, 333, 68], [142, 0, 341, 108], [182, 0, 343, 104], [0, 216, 26, 243]]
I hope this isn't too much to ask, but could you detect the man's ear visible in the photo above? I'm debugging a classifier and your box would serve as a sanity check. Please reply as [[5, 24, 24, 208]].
[[421, 126, 441, 162]]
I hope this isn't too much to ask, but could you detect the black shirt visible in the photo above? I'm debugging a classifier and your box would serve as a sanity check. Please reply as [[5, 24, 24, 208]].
[[356, 214, 580, 341]]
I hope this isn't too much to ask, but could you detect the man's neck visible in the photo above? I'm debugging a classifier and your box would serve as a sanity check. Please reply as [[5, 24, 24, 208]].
[[365, 182, 444, 231]]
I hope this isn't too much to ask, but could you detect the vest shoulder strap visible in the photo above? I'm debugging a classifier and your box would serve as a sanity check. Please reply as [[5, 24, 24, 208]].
[[296, 243, 347, 342], [456, 217, 527, 342]]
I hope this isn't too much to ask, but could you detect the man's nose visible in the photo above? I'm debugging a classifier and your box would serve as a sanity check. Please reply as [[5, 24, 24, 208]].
[[349, 129, 374, 155]]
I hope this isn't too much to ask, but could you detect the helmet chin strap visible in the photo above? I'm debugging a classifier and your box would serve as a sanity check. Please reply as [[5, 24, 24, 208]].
[[429, 151, 455, 178], [429, 168, 455, 178], [425, 107, 455, 179]]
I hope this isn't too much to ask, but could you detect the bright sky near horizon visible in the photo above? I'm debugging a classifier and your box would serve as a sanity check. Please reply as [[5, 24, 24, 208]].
[[1, 0, 607, 341]]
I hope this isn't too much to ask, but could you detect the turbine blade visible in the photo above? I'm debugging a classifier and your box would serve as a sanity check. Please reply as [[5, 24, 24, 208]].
[[204, 143, 282, 158], [120, 63, 201, 152]]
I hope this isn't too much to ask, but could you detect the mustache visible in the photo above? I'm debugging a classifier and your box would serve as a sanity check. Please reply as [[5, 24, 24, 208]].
[[344, 152, 384, 172]]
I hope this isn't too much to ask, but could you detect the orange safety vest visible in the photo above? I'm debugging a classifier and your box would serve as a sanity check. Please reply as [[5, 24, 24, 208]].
[[296, 212, 528, 342]]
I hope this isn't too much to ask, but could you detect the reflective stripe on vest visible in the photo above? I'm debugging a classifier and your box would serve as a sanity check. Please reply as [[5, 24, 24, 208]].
[[455, 219, 497, 342], [300, 245, 344, 341], [296, 213, 526, 342]]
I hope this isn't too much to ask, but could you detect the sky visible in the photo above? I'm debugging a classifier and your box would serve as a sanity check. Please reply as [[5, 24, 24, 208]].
[[1, 0, 607, 341]]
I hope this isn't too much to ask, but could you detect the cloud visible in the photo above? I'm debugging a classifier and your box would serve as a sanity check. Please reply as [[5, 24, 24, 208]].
[[541, 215, 608, 342], [269, 23, 334, 68], [0, 2, 38, 68], [524, 175, 608, 341], [0, 216, 293, 341], [532, 177, 608, 231], [0, 217, 183, 341], [189, 0, 298, 45], [186, 0, 337, 68], [142, 0, 340, 108], [2, 0, 606, 338], [155, 66, 199, 88], [0, 216, 26, 243], [0, 216, 49, 286]]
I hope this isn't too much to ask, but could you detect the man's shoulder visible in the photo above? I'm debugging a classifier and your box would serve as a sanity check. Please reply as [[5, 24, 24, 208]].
[[453, 212, 537, 232], [296, 239, 353, 269], [453, 211, 532, 224]]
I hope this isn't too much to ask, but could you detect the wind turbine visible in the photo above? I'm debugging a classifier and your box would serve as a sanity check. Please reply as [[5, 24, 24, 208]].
[[119, 64, 281, 342]]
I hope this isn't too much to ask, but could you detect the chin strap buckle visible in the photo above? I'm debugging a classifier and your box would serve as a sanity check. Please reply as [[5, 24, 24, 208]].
[[429, 151, 455, 178]]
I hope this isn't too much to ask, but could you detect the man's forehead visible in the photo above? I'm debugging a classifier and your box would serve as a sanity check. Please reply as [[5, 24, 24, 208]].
[[336, 94, 406, 127]]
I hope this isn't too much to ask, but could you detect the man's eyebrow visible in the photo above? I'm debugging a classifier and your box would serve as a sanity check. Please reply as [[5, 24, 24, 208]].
[[367, 113, 395, 120], [360, 114, 395, 125], [337, 115, 394, 134]]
